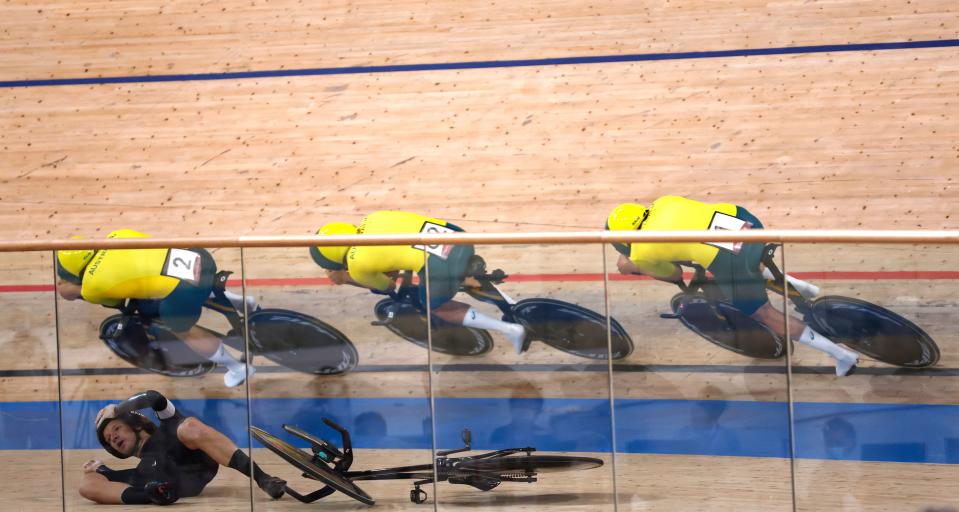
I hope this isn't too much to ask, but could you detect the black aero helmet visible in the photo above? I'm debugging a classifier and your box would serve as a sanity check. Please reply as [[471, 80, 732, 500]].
[[96, 410, 157, 459]]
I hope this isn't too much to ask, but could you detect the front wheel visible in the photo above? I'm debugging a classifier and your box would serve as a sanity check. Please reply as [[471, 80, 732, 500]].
[[98, 315, 216, 377], [251, 426, 375, 506], [669, 294, 786, 359], [248, 309, 359, 375], [373, 299, 494, 356], [808, 296, 939, 368], [510, 298, 634, 360]]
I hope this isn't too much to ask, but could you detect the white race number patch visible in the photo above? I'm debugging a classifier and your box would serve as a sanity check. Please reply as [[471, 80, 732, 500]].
[[162, 249, 202, 285], [706, 212, 752, 254], [414, 222, 455, 260]]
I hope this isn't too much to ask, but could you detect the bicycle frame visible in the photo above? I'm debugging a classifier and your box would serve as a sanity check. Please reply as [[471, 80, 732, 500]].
[[277, 418, 539, 503], [110, 270, 249, 353], [673, 243, 814, 316]]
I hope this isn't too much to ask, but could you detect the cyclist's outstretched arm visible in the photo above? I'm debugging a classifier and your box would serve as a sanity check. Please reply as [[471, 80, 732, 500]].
[[616, 255, 683, 283]]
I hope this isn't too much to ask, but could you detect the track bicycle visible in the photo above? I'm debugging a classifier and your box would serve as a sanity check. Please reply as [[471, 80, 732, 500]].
[[372, 257, 634, 359], [98, 270, 359, 377], [251, 417, 604, 505], [662, 244, 939, 367]]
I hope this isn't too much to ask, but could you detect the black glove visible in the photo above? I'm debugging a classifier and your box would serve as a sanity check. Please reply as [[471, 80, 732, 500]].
[[144, 481, 179, 506]]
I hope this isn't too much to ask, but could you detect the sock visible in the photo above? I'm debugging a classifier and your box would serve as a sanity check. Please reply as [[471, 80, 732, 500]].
[[208, 343, 244, 373], [461, 308, 519, 337], [798, 326, 856, 362], [228, 449, 272, 487]]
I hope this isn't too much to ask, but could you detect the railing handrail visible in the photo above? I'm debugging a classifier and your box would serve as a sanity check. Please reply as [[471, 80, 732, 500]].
[[4, 230, 959, 252]]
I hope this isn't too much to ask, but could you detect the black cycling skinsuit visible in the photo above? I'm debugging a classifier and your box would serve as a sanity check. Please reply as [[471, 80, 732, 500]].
[[98, 391, 218, 498]]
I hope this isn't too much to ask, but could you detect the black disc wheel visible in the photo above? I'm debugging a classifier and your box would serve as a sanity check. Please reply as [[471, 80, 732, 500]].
[[98, 314, 215, 377], [808, 296, 939, 368], [250, 426, 375, 506], [510, 299, 634, 360], [670, 294, 786, 359], [373, 299, 494, 356], [248, 309, 358, 375], [457, 455, 604, 475]]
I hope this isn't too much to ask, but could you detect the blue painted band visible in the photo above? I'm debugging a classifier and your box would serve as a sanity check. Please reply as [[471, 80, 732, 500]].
[[5, 397, 958, 464]]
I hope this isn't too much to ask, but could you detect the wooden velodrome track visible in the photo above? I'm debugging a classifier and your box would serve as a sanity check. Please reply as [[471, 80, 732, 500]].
[[2, 1, 959, 510]]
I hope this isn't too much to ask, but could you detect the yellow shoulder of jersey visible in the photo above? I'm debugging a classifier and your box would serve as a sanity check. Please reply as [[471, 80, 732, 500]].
[[106, 229, 150, 239]]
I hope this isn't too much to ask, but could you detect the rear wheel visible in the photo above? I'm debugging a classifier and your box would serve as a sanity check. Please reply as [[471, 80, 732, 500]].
[[248, 309, 358, 375], [511, 298, 634, 360], [250, 426, 375, 506], [98, 314, 215, 377], [457, 454, 604, 476], [808, 296, 939, 368], [670, 294, 786, 359], [373, 299, 494, 356]]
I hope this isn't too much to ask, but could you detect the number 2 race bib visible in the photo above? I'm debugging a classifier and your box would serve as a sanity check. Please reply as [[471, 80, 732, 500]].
[[706, 212, 753, 254], [414, 222, 455, 260], [161, 249, 202, 285]]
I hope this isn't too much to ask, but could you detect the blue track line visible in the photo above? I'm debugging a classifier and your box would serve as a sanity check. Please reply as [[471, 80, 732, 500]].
[[1, 39, 957, 89]]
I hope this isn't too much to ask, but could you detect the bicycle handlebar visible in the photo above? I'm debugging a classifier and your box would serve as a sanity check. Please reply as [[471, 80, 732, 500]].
[[323, 418, 350, 443]]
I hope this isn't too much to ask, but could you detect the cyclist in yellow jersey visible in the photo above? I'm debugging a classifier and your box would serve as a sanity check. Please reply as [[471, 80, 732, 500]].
[[310, 211, 528, 353], [55, 229, 256, 387], [605, 196, 858, 376]]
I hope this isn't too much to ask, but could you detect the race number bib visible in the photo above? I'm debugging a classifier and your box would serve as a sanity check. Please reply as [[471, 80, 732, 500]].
[[161, 249, 202, 285], [413, 222, 455, 260], [705, 212, 752, 254]]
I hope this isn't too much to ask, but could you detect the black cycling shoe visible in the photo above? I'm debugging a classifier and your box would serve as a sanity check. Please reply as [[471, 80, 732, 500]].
[[259, 476, 287, 500]]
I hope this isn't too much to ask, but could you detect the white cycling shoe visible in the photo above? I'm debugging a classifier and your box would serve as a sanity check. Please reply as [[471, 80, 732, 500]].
[[224, 364, 256, 387], [505, 324, 528, 355]]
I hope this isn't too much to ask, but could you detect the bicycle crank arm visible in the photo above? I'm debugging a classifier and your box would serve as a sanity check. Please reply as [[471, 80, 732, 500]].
[[371, 310, 396, 326], [659, 312, 682, 319], [284, 484, 336, 503]]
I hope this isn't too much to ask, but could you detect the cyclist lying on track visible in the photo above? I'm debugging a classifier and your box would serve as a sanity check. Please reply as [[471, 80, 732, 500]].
[[310, 210, 528, 353], [56, 229, 255, 387], [80, 389, 285, 505], [605, 195, 859, 376]]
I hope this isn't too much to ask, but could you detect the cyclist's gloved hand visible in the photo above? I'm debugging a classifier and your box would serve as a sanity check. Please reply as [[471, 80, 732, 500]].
[[144, 481, 179, 506]]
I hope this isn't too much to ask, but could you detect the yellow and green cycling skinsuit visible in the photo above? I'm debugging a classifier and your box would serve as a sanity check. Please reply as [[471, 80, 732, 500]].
[[80, 229, 216, 331], [627, 195, 767, 314], [346, 211, 473, 310]]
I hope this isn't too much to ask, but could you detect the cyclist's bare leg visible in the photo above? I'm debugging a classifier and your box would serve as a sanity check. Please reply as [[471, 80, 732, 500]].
[[435, 300, 527, 354], [751, 303, 858, 376], [433, 301, 470, 323], [176, 327, 221, 357], [176, 417, 285, 498], [176, 326, 253, 387], [758, 265, 820, 298], [79, 471, 127, 504]]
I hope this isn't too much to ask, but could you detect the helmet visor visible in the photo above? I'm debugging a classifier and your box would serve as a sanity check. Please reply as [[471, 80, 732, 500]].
[[309, 246, 345, 271]]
